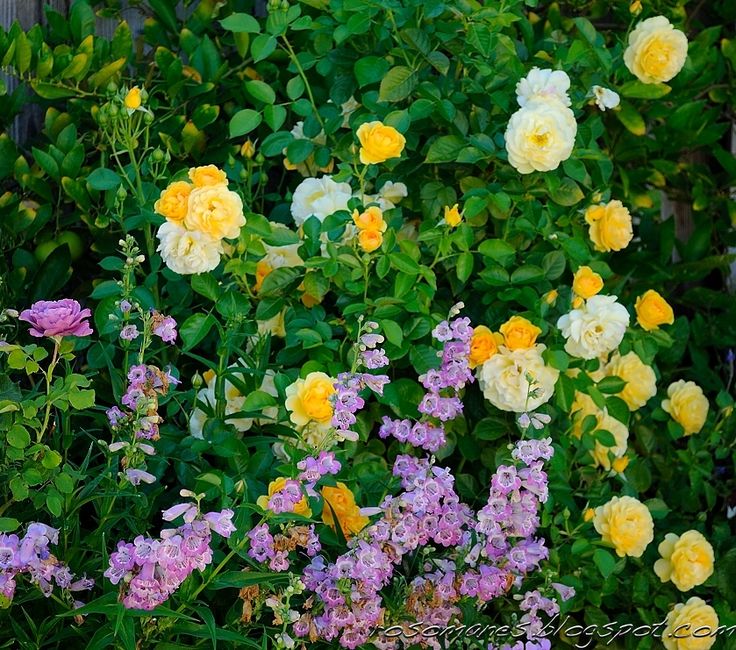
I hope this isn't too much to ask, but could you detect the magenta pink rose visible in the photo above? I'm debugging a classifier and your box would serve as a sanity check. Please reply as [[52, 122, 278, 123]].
[[19, 299, 93, 338]]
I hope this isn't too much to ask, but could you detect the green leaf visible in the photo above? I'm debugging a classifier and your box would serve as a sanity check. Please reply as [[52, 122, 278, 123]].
[[425, 136, 466, 163], [285, 139, 314, 164], [251, 34, 277, 62], [68, 388, 95, 409], [547, 177, 584, 206], [615, 102, 646, 136], [593, 548, 617, 579], [42, 450, 63, 469], [191, 274, 220, 302], [542, 250, 566, 280], [70, 1, 96, 41], [390, 253, 420, 275], [0, 518, 20, 532], [180, 314, 217, 350], [354, 56, 389, 87], [220, 13, 261, 33], [87, 168, 122, 191], [229, 109, 262, 138], [619, 80, 671, 99], [456, 252, 474, 282], [473, 417, 508, 441], [7, 424, 30, 449], [597, 376, 626, 394], [378, 66, 417, 102], [478, 239, 515, 267], [245, 80, 276, 105]]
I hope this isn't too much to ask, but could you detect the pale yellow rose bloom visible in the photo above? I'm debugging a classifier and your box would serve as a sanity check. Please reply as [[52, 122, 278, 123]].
[[654, 531, 714, 592], [499, 315, 542, 350], [572, 265, 603, 299], [189, 164, 229, 187], [662, 597, 719, 650], [605, 351, 657, 411], [635, 289, 674, 331], [624, 16, 688, 84], [662, 380, 708, 435], [285, 372, 335, 427], [585, 200, 633, 252], [257, 477, 312, 518], [321, 482, 369, 538], [185, 185, 245, 240], [593, 495, 653, 558], [468, 326, 503, 370], [356, 121, 406, 165], [154, 181, 192, 223]]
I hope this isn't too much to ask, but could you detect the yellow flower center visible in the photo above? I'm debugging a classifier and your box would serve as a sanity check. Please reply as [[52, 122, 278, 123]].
[[529, 131, 551, 148]]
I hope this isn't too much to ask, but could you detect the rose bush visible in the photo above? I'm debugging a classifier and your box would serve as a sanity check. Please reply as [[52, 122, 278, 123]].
[[0, 0, 735, 649]]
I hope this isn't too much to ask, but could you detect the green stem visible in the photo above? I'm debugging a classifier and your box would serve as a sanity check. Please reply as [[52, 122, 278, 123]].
[[37, 338, 61, 443], [281, 36, 324, 132]]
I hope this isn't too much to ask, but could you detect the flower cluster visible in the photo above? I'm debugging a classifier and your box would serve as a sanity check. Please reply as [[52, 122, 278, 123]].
[[0, 523, 93, 607], [352, 206, 387, 253], [247, 524, 321, 572], [104, 494, 235, 610], [155, 165, 246, 274], [106, 363, 179, 485], [379, 305, 473, 452]]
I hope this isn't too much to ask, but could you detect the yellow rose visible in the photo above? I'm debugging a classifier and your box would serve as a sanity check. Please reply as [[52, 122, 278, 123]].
[[188, 165, 229, 188], [254, 259, 273, 292], [154, 181, 192, 223], [655, 531, 714, 592], [593, 495, 653, 558], [444, 204, 462, 228], [352, 206, 386, 232], [285, 372, 335, 427], [321, 482, 369, 538], [572, 265, 603, 299], [499, 315, 542, 350], [585, 200, 633, 252], [635, 289, 674, 331], [468, 326, 503, 369], [611, 456, 629, 474], [624, 16, 688, 84], [185, 185, 245, 240], [256, 477, 312, 518], [124, 87, 142, 110], [358, 229, 383, 253], [356, 121, 406, 165], [544, 289, 559, 305], [662, 597, 719, 650], [583, 508, 595, 522], [662, 380, 708, 436], [605, 351, 657, 411]]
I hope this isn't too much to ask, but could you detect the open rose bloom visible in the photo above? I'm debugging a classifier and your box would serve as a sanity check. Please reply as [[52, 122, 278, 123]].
[[19, 299, 93, 338]]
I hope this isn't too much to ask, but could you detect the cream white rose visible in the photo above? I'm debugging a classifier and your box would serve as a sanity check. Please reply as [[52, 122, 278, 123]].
[[624, 16, 688, 84], [505, 98, 577, 174], [592, 85, 621, 111], [291, 176, 353, 226], [557, 295, 630, 359], [477, 344, 560, 413], [156, 221, 223, 275], [516, 67, 572, 107]]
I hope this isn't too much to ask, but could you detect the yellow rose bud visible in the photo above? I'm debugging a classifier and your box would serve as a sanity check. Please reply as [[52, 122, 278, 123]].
[[605, 351, 657, 411], [443, 204, 462, 228], [662, 380, 709, 436], [654, 531, 714, 592], [635, 289, 674, 331], [593, 495, 653, 557], [154, 181, 192, 223], [571, 296, 584, 309], [629, 0, 642, 14], [352, 206, 386, 232], [358, 229, 383, 253], [356, 121, 406, 165], [254, 259, 273, 292], [543, 289, 558, 305], [321, 482, 369, 538], [241, 140, 256, 159], [662, 597, 719, 650], [124, 86, 142, 110], [468, 325, 503, 369], [611, 456, 629, 473], [499, 315, 542, 350], [583, 508, 595, 522], [585, 200, 633, 253], [188, 164, 229, 188], [624, 16, 688, 85], [256, 477, 312, 518], [572, 265, 604, 299], [285, 372, 335, 426]]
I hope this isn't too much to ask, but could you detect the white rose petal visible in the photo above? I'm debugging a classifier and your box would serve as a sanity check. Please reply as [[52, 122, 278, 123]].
[[592, 85, 620, 111], [290, 176, 353, 226], [557, 294, 630, 360], [516, 67, 572, 107]]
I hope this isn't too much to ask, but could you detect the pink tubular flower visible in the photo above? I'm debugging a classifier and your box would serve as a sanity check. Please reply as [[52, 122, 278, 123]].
[[19, 299, 93, 338]]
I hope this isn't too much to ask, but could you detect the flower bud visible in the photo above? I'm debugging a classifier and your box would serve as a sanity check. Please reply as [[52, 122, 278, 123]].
[[241, 139, 256, 159]]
